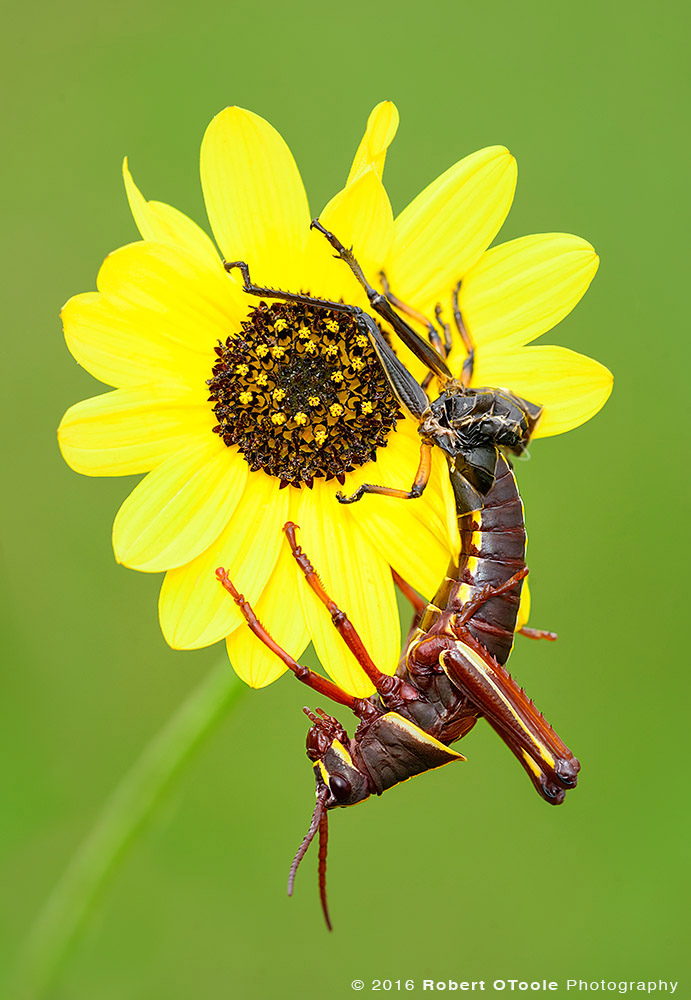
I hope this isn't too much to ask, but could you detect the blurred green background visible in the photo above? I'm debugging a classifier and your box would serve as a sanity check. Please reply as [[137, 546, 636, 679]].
[[2, 0, 689, 997]]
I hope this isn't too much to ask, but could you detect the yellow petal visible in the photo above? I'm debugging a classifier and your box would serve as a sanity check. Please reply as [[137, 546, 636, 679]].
[[96, 241, 244, 346], [306, 167, 394, 302], [385, 147, 517, 316], [458, 234, 599, 352], [390, 419, 460, 557], [472, 345, 614, 437], [225, 542, 310, 688], [159, 474, 289, 649], [292, 484, 400, 699], [516, 578, 531, 630], [436, 451, 462, 561], [345, 423, 456, 599], [113, 441, 248, 572], [200, 107, 310, 288], [63, 241, 244, 389], [62, 291, 201, 391], [123, 158, 221, 270], [58, 387, 215, 476], [347, 101, 400, 184], [354, 488, 451, 602]]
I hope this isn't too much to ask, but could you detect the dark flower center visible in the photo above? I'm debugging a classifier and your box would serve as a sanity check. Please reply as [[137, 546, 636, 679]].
[[207, 300, 401, 487]]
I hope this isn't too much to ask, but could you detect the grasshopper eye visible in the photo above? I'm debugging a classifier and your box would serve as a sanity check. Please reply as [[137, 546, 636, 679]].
[[329, 775, 351, 802]]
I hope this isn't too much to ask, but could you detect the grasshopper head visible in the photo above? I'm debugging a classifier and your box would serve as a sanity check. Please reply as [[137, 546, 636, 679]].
[[304, 708, 371, 808]]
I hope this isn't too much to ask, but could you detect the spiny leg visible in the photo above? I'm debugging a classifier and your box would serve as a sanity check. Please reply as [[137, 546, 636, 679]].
[[438, 643, 579, 801], [440, 652, 576, 805], [451, 568, 529, 633], [434, 304, 453, 358], [224, 259, 366, 317], [225, 254, 433, 499], [421, 304, 453, 392], [379, 271, 446, 359], [379, 271, 452, 393], [310, 218, 451, 380], [309, 221, 473, 393], [452, 281, 474, 387], [225, 259, 429, 422], [337, 438, 433, 504], [283, 522, 399, 700], [215, 567, 370, 716]]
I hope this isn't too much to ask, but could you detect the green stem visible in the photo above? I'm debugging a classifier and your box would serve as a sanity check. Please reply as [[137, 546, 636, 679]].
[[13, 659, 245, 1000]]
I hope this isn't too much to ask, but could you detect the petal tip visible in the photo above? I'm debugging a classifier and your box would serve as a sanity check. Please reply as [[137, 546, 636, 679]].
[[158, 599, 187, 650], [484, 146, 517, 191], [211, 105, 253, 124], [571, 238, 598, 269], [503, 149, 517, 172], [487, 144, 514, 164], [372, 98, 399, 122], [246, 672, 273, 690], [164, 631, 187, 651], [112, 536, 126, 566]]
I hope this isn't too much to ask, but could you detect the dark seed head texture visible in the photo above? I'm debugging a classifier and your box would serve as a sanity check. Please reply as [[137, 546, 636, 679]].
[[207, 300, 401, 487]]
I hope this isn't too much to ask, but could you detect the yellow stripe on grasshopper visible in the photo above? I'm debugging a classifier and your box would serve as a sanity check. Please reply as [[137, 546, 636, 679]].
[[440, 645, 556, 769], [331, 740, 354, 768], [384, 712, 466, 760], [521, 750, 543, 780]]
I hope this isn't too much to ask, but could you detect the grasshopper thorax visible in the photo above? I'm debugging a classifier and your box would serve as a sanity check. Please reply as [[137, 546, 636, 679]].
[[419, 385, 543, 497]]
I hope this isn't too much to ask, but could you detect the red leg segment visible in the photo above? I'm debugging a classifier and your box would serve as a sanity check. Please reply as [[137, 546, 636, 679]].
[[215, 568, 362, 713], [452, 280, 475, 387], [282, 523, 398, 698], [451, 568, 529, 633], [391, 570, 427, 614], [519, 626, 558, 642]]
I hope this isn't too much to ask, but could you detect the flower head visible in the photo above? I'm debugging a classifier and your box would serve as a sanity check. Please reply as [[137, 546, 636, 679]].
[[58, 102, 612, 697]]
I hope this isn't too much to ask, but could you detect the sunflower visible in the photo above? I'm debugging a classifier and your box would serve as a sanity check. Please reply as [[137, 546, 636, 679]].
[[58, 101, 612, 697]]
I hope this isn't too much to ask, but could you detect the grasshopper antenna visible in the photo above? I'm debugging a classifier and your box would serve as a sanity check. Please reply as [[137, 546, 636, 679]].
[[317, 809, 332, 932], [287, 786, 332, 930]]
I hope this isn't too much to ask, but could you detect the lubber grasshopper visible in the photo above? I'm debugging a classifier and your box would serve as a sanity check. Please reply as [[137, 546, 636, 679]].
[[217, 505, 578, 929], [218, 224, 579, 926]]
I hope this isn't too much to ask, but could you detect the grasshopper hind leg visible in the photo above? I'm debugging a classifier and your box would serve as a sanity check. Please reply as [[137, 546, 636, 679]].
[[379, 271, 450, 362], [378, 273, 453, 394]]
